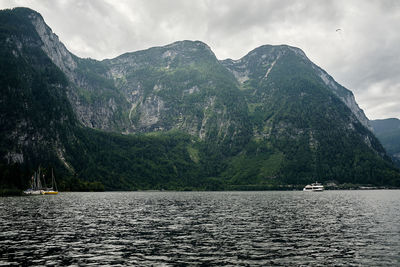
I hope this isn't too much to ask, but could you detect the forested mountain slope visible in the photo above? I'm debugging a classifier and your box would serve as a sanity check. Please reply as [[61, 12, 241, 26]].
[[1, 7, 399, 191]]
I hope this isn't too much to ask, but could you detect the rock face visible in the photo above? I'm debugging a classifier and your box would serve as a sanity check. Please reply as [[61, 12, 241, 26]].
[[221, 45, 378, 153], [0, 8, 77, 170], [22, 11, 374, 144], [101, 40, 248, 148], [313, 65, 371, 130], [222, 45, 371, 130], [23, 12, 374, 142], [23, 10, 128, 132], [29, 12, 77, 78], [1, 7, 399, 189]]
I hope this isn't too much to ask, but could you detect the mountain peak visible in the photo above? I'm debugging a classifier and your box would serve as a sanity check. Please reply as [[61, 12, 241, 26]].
[[242, 44, 308, 61], [159, 40, 216, 59], [7, 7, 41, 16], [2, 7, 398, 190], [166, 40, 211, 49], [1, 7, 44, 24], [107, 39, 218, 69]]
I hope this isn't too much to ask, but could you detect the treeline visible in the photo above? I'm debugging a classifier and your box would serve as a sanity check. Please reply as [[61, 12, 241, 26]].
[[64, 128, 206, 190], [1, 123, 400, 193], [58, 177, 104, 192]]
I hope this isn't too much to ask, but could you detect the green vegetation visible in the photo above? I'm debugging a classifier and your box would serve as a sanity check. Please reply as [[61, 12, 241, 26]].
[[0, 8, 399, 193], [65, 129, 205, 190]]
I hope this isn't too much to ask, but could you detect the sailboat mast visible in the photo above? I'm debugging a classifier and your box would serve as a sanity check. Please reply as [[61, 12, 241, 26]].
[[30, 174, 34, 189], [35, 171, 38, 190], [37, 166, 42, 189], [52, 168, 57, 191], [42, 172, 47, 189], [33, 171, 37, 190]]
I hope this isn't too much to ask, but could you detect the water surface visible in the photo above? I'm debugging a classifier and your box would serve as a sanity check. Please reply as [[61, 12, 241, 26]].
[[0, 190, 399, 266]]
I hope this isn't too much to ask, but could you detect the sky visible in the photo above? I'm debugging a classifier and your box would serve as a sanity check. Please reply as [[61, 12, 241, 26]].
[[1, 0, 399, 120]]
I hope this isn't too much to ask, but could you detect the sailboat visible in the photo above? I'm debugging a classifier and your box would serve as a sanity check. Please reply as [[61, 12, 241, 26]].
[[23, 167, 44, 195], [23, 167, 58, 195], [42, 169, 58, 195]]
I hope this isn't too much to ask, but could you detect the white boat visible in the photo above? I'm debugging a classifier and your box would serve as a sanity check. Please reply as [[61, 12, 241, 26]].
[[303, 182, 324, 192], [23, 188, 44, 195], [24, 167, 58, 195], [23, 167, 44, 195]]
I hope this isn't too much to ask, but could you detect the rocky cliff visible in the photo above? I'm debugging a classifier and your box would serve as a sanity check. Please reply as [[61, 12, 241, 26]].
[[25, 10, 373, 140], [1, 7, 399, 190], [0, 8, 77, 175]]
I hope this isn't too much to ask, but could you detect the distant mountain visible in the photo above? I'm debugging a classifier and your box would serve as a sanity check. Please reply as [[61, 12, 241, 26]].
[[371, 118, 400, 166], [1, 7, 399, 191], [371, 118, 400, 135]]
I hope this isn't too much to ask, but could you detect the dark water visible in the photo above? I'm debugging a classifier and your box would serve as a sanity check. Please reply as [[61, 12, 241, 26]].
[[0, 191, 399, 266]]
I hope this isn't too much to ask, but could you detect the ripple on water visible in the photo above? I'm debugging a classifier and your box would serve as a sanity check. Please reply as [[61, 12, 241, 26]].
[[0, 191, 399, 266]]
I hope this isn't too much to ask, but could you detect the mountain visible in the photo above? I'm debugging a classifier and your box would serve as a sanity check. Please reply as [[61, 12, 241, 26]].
[[219, 45, 396, 186], [0, 7, 78, 190], [1, 7, 399, 191], [371, 118, 400, 134], [0, 8, 204, 191], [371, 118, 400, 166]]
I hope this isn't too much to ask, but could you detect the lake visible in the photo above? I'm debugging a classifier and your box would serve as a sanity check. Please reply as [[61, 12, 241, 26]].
[[0, 190, 399, 266]]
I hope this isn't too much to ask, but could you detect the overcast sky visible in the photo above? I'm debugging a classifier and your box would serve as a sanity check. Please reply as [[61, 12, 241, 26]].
[[1, 0, 399, 120]]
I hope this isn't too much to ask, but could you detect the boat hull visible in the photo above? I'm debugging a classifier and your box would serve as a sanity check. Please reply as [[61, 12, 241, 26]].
[[303, 188, 324, 192], [23, 190, 44, 195], [43, 191, 58, 195], [303, 182, 324, 192], [23, 189, 58, 195]]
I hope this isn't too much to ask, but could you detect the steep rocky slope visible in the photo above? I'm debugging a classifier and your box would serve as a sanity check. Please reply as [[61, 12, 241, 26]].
[[222, 45, 371, 130], [1, 7, 399, 190], [0, 8, 203, 190], [0, 8, 78, 189], [103, 40, 250, 149], [26, 9, 129, 131], [220, 45, 391, 185]]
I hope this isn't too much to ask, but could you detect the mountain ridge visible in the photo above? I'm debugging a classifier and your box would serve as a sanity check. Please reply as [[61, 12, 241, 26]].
[[23, 5, 371, 134], [1, 7, 399, 191]]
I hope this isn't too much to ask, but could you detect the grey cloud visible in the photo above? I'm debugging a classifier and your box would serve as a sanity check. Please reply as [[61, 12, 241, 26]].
[[0, 0, 399, 119]]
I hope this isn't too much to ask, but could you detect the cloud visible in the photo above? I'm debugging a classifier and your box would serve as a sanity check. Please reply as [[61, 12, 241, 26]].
[[0, 0, 399, 119]]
